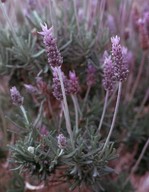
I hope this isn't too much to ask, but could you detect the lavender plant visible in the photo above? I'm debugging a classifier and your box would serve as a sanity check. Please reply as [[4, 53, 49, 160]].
[[0, 0, 149, 192], [8, 21, 130, 191]]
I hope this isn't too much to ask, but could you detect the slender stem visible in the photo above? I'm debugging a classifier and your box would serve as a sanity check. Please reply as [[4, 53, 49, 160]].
[[72, 0, 80, 35], [75, 95, 82, 118], [20, 105, 30, 128], [130, 52, 146, 100], [82, 86, 91, 113], [132, 88, 149, 129], [123, 138, 149, 188], [71, 95, 79, 133], [102, 82, 122, 152], [32, 10, 42, 25], [49, 0, 57, 36], [57, 67, 73, 146], [131, 138, 149, 173], [97, 91, 109, 134], [0, 2, 22, 49]]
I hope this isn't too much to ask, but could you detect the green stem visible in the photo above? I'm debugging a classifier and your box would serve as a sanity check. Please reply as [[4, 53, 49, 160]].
[[0, 2, 22, 49], [20, 105, 30, 128], [82, 86, 91, 113], [57, 67, 74, 147], [73, 0, 80, 35], [71, 95, 79, 133], [102, 82, 122, 152], [97, 91, 109, 134], [75, 95, 82, 118]]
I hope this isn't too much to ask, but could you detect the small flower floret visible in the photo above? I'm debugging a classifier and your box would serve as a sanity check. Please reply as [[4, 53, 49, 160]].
[[10, 86, 24, 106]]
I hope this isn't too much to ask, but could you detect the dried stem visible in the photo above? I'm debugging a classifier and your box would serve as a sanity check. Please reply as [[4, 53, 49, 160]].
[[129, 51, 146, 100], [123, 138, 149, 188], [132, 88, 149, 129]]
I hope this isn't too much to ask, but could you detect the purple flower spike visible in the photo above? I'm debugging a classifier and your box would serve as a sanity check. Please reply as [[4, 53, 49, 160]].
[[86, 64, 97, 87], [69, 71, 80, 94], [102, 56, 115, 93], [10, 86, 24, 106], [57, 133, 67, 149], [111, 36, 129, 82], [39, 23, 63, 68], [52, 67, 70, 100]]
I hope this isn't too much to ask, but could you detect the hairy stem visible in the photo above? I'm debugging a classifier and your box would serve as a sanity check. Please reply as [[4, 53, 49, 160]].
[[102, 82, 122, 152]]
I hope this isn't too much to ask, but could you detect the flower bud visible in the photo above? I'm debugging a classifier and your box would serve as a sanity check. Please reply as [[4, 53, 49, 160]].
[[57, 134, 67, 149], [68, 71, 80, 94], [86, 64, 97, 87]]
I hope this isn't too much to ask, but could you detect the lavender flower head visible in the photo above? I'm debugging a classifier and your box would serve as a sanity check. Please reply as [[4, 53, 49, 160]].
[[86, 64, 97, 87], [68, 71, 80, 94], [57, 133, 67, 149], [102, 56, 115, 93], [111, 36, 129, 82], [52, 67, 70, 100], [10, 86, 24, 106], [39, 23, 63, 68]]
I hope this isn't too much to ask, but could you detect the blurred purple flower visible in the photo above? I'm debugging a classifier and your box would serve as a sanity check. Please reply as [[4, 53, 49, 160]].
[[144, 12, 149, 35], [39, 23, 63, 68], [24, 84, 38, 94], [68, 71, 80, 94], [86, 64, 97, 87], [1, 0, 6, 3], [36, 77, 47, 93], [57, 133, 67, 149], [107, 14, 116, 35], [10, 86, 24, 106], [138, 18, 149, 50], [28, 0, 36, 10], [39, 125, 49, 136]]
